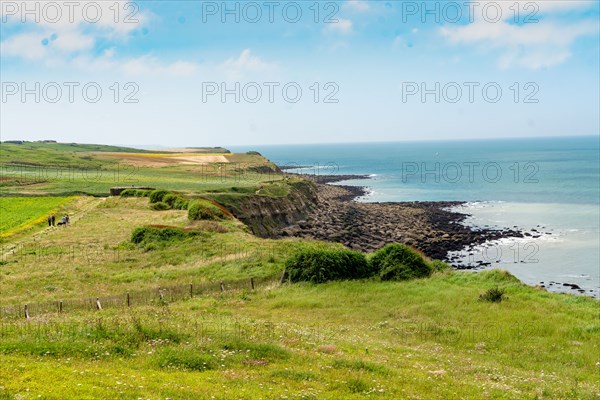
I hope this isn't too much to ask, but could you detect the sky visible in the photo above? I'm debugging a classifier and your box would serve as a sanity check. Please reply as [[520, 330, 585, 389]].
[[1, 0, 599, 147]]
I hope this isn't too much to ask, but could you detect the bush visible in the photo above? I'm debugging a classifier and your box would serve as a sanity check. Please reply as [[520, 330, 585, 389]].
[[131, 226, 187, 246], [285, 248, 369, 283], [429, 259, 452, 273], [188, 200, 226, 221], [120, 189, 137, 197], [173, 197, 188, 210], [121, 189, 150, 197], [149, 190, 170, 204], [479, 286, 506, 303], [370, 244, 432, 281], [162, 193, 179, 207], [150, 201, 169, 211], [161, 193, 188, 210]]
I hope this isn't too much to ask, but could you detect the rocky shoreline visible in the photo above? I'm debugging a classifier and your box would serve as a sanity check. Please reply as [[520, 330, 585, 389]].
[[277, 173, 529, 268], [271, 171, 595, 297]]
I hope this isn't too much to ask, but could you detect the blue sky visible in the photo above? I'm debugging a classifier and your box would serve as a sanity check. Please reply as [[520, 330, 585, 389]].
[[1, 0, 599, 146]]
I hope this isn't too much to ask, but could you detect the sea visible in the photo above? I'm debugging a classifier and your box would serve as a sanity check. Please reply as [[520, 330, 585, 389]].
[[229, 136, 600, 298]]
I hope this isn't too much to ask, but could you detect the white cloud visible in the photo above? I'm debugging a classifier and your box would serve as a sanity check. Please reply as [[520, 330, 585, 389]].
[[68, 52, 200, 77], [1, 0, 149, 33], [220, 49, 276, 79], [439, 1, 598, 69], [1, 32, 51, 60], [344, 0, 370, 12], [0, 1, 198, 77], [325, 18, 353, 34], [0, 0, 151, 63]]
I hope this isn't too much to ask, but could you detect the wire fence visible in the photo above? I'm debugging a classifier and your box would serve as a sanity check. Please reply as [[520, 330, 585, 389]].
[[0, 274, 282, 321]]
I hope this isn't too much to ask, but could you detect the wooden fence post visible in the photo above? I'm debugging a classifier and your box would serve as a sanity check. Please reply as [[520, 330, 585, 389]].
[[24, 304, 30, 320], [126, 293, 130, 308], [280, 268, 288, 284], [59, 301, 63, 313], [220, 282, 225, 292], [250, 277, 255, 290], [95, 298, 102, 310], [190, 284, 193, 298]]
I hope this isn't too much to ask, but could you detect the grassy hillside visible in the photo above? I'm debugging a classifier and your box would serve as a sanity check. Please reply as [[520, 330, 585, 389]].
[[0, 271, 598, 399], [0, 143, 598, 399], [1, 142, 283, 197]]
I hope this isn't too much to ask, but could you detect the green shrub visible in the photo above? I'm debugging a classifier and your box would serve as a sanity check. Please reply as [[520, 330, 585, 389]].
[[120, 189, 150, 197], [160, 193, 189, 210], [149, 190, 170, 204], [188, 200, 226, 221], [370, 244, 432, 281], [479, 286, 506, 303], [173, 197, 189, 210], [162, 193, 179, 207], [150, 201, 169, 211], [429, 259, 452, 273], [285, 248, 369, 283], [131, 226, 187, 245], [120, 189, 137, 197]]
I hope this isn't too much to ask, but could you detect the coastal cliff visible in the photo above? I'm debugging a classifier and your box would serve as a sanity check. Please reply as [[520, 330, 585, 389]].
[[208, 179, 318, 237], [210, 174, 535, 269]]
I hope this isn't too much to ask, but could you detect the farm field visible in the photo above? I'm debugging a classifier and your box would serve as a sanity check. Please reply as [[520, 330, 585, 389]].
[[0, 197, 74, 238], [1, 142, 283, 197]]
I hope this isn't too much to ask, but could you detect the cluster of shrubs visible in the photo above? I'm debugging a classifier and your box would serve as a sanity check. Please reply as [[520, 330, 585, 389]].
[[131, 226, 198, 251], [120, 189, 151, 198], [286, 248, 370, 283], [122, 189, 229, 222], [285, 243, 450, 284], [121, 189, 189, 210], [148, 190, 190, 211], [188, 199, 228, 221]]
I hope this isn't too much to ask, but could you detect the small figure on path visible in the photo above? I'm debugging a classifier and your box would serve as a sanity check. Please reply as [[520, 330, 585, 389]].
[[65, 214, 70, 225], [51, 215, 55, 226], [47, 215, 52, 227]]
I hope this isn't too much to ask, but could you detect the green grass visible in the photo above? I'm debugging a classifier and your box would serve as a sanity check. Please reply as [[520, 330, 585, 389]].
[[1, 143, 284, 197], [0, 196, 73, 238], [0, 271, 598, 399], [0, 142, 598, 399], [0, 195, 337, 305]]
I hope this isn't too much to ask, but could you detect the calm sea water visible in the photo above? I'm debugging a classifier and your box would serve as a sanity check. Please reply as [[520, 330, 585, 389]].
[[230, 136, 600, 297]]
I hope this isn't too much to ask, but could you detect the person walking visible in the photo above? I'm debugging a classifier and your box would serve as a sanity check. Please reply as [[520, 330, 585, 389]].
[[47, 215, 52, 227]]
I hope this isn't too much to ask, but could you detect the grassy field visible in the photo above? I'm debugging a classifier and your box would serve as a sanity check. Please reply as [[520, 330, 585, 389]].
[[0, 197, 74, 238], [0, 271, 598, 399], [0, 195, 327, 305], [0, 142, 598, 399], [1, 142, 284, 196]]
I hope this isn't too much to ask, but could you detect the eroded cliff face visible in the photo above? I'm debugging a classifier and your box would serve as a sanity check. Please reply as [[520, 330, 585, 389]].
[[215, 180, 318, 237]]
